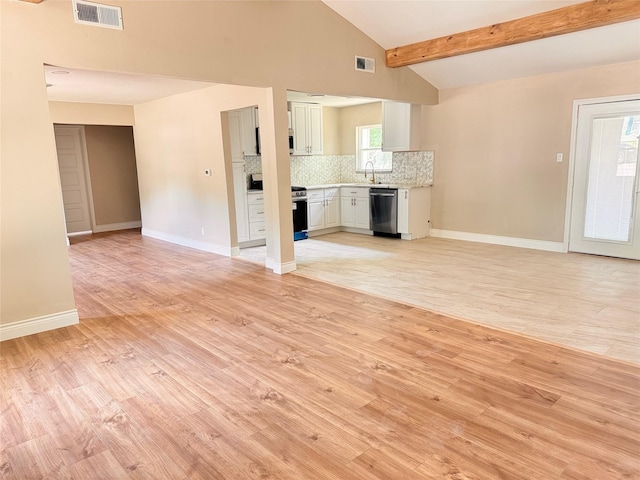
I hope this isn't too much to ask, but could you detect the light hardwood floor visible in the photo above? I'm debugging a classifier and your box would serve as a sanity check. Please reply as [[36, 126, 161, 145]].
[[1, 229, 639, 479], [240, 232, 640, 364]]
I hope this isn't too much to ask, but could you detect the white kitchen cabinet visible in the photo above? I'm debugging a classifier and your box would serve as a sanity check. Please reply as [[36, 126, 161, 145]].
[[322, 187, 340, 228], [382, 101, 422, 152], [240, 107, 258, 156], [229, 107, 258, 158], [228, 110, 244, 162], [247, 191, 266, 240], [290, 102, 323, 155], [232, 163, 250, 242], [340, 186, 370, 229], [397, 187, 431, 240], [307, 187, 339, 231]]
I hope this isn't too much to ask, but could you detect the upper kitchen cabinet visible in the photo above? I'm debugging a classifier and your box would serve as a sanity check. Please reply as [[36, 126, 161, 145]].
[[290, 102, 323, 155], [241, 107, 259, 156], [382, 101, 422, 152], [228, 107, 259, 160], [228, 110, 244, 162]]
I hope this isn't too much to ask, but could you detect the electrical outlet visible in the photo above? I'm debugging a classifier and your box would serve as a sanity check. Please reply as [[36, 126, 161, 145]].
[[556, 153, 563, 163]]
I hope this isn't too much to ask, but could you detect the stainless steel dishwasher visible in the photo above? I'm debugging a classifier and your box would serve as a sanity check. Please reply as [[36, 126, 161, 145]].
[[370, 188, 399, 237]]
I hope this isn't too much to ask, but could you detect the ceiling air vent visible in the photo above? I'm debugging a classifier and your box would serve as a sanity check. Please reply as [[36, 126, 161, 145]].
[[355, 56, 375, 73], [72, 0, 123, 30]]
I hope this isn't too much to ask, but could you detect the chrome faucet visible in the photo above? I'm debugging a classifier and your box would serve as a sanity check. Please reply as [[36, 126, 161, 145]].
[[364, 160, 376, 184]]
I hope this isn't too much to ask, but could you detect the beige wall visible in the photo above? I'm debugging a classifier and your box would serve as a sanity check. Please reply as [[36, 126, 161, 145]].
[[322, 107, 341, 156], [424, 61, 640, 242], [134, 84, 294, 265], [338, 102, 383, 155], [1, 0, 437, 328], [84, 126, 141, 226], [49, 102, 134, 126]]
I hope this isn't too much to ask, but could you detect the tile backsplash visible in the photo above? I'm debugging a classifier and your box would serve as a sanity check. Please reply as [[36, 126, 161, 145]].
[[244, 151, 434, 187], [339, 151, 434, 186]]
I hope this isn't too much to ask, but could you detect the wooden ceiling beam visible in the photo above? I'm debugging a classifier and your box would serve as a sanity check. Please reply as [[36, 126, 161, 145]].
[[386, 0, 640, 68]]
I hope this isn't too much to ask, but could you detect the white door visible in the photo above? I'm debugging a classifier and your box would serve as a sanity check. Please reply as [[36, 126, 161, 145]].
[[569, 100, 640, 259], [54, 125, 92, 234]]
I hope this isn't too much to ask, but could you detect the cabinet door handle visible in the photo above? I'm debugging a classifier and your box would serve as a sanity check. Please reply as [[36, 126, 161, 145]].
[[405, 191, 408, 199]]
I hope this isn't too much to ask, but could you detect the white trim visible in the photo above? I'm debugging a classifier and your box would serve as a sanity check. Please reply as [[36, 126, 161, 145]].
[[67, 230, 92, 237], [142, 228, 234, 257], [93, 221, 142, 233], [430, 229, 565, 253], [239, 239, 267, 248], [230, 246, 241, 257], [265, 258, 297, 275], [564, 93, 640, 253], [0, 310, 79, 342]]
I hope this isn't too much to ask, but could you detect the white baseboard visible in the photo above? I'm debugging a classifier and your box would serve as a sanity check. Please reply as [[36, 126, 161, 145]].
[[341, 227, 373, 236], [0, 309, 79, 342], [67, 230, 92, 237], [142, 228, 234, 257], [430, 229, 565, 253], [93, 221, 142, 233], [266, 258, 297, 275], [239, 239, 267, 248], [308, 227, 341, 237], [230, 246, 241, 257]]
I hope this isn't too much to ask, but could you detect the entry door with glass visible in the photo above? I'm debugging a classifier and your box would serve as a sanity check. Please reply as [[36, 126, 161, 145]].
[[569, 100, 640, 260]]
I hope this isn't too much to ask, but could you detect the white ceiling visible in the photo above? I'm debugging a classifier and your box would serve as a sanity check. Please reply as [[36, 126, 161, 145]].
[[44, 2, 640, 106], [287, 90, 381, 107], [323, 0, 640, 89], [44, 65, 215, 105]]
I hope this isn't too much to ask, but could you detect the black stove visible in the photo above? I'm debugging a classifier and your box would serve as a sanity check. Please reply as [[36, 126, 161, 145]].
[[291, 186, 308, 240], [291, 186, 307, 199]]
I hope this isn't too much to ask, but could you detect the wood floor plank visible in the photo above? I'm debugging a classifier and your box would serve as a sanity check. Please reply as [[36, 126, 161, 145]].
[[242, 232, 640, 364], [1, 230, 638, 479]]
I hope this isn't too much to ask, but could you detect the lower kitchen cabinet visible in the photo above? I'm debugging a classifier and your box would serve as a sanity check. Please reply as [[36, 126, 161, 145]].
[[397, 187, 431, 239], [340, 186, 370, 229], [247, 191, 266, 240], [307, 187, 340, 231]]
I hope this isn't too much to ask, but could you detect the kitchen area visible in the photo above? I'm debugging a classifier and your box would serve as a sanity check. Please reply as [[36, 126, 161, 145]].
[[227, 94, 434, 265]]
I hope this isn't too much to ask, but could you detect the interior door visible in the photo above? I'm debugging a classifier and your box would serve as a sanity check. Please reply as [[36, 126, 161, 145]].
[[569, 100, 640, 259], [54, 125, 93, 234]]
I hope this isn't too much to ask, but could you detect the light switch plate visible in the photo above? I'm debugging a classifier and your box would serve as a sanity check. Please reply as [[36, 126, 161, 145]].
[[556, 153, 563, 163]]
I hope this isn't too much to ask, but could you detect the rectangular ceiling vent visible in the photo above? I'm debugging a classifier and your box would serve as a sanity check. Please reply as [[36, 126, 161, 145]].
[[72, 0, 123, 30], [355, 56, 375, 73]]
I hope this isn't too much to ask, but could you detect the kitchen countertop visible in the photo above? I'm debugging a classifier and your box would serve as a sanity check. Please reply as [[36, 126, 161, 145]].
[[303, 183, 432, 190]]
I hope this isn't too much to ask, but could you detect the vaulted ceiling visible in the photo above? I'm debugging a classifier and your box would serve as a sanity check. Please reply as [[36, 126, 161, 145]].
[[322, 0, 640, 89], [43, 1, 640, 105]]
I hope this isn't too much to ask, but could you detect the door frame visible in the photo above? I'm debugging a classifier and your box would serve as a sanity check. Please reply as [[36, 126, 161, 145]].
[[54, 124, 97, 237], [563, 93, 640, 253]]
